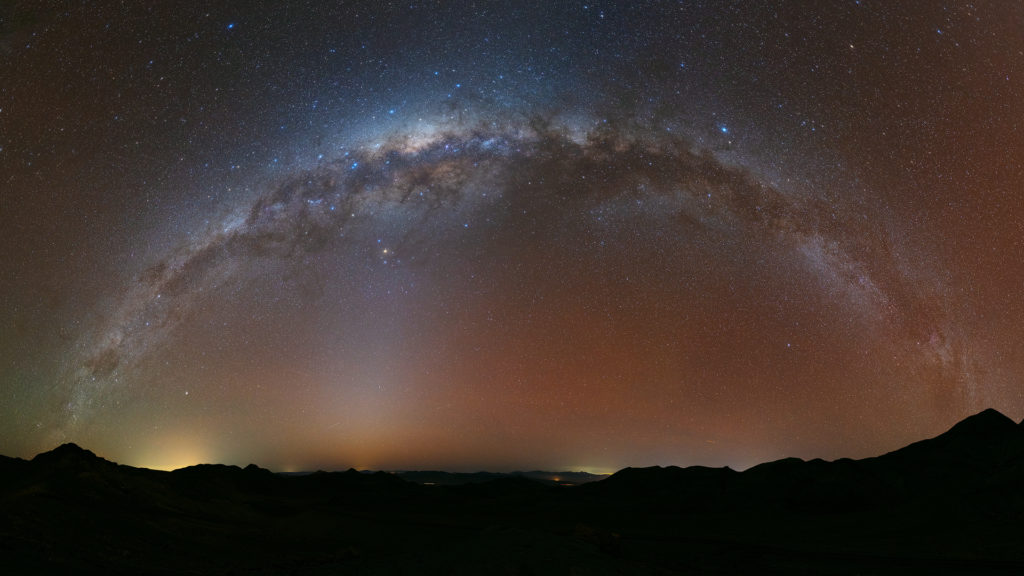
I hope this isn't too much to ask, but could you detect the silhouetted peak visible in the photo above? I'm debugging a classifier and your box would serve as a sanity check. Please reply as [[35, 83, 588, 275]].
[[602, 464, 734, 489], [32, 442, 104, 465], [880, 408, 1024, 467], [174, 463, 241, 474], [619, 465, 672, 475], [745, 457, 804, 475], [243, 463, 272, 475], [605, 466, 665, 481], [48, 442, 91, 455], [943, 408, 1018, 439]]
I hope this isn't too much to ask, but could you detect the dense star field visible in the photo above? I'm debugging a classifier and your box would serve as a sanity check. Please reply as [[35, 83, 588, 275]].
[[1, 2, 1022, 473]]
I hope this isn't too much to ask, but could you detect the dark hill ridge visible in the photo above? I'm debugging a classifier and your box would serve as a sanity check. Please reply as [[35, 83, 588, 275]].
[[583, 408, 1024, 514], [5, 409, 1024, 574], [879, 407, 1024, 465]]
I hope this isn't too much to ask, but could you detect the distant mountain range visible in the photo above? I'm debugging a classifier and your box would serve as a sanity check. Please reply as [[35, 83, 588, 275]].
[[395, 469, 608, 486], [4, 409, 1024, 574], [281, 468, 607, 485]]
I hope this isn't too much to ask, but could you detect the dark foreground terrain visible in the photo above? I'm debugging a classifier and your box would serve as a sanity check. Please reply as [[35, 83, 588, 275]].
[[5, 409, 1024, 575]]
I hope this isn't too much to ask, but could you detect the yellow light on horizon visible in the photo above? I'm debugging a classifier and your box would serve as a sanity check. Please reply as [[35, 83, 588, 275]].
[[131, 435, 216, 471]]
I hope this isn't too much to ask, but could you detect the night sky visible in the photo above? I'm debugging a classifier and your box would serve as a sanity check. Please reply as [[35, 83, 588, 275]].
[[2, 1, 1022, 473]]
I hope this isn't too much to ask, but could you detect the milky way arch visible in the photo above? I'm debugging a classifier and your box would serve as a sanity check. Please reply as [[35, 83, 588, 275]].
[[54, 111, 963, 446]]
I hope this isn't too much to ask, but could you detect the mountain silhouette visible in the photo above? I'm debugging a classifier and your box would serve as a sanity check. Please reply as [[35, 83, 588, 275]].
[[4, 409, 1024, 574], [28, 442, 115, 471], [880, 407, 1023, 466]]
